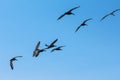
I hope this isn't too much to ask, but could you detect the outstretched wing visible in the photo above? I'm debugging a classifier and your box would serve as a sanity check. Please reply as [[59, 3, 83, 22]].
[[101, 14, 110, 21], [83, 18, 92, 24], [58, 46, 65, 48], [50, 39, 58, 46], [10, 60, 14, 70], [112, 9, 120, 13], [14, 56, 23, 58], [33, 41, 40, 56], [57, 13, 66, 20], [51, 48, 56, 52], [69, 6, 80, 12], [51, 46, 64, 52], [34, 41, 40, 51], [75, 25, 82, 33]]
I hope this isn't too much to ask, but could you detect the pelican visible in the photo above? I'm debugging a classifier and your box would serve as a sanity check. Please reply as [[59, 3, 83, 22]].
[[57, 6, 80, 20], [101, 9, 120, 21], [10, 56, 22, 70], [75, 18, 92, 32], [33, 41, 46, 57], [45, 39, 58, 49]]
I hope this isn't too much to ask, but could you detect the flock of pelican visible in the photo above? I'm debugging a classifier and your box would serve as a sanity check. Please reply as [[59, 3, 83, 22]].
[[10, 39, 64, 70], [9, 6, 120, 70], [57, 6, 120, 32]]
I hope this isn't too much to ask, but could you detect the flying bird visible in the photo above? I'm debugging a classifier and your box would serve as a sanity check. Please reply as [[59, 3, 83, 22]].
[[75, 18, 92, 32], [33, 41, 40, 57], [57, 6, 80, 20], [101, 9, 120, 21], [10, 56, 22, 70], [34, 49, 46, 57], [45, 39, 58, 49], [33, 41, 46, 57], [51, 46, 65, 52]]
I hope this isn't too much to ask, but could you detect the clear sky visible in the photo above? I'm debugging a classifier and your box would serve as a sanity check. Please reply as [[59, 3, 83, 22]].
[[0, 0, 120, 80]]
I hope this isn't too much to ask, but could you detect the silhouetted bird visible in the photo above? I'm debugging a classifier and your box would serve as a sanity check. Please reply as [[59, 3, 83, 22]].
[[45, 39, 58, 49], [51, 46, 64, 52], [101, 9, 120, 21], [10, 56, 22, 70], [75, 18, 92, 32], [57, 6, 80, 20], [33, 41, 46, 57], [34, 49, 46, 57]]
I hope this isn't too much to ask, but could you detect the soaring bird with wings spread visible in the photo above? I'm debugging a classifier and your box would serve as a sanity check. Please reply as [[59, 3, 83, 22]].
[[101, 9, 120, 21], [75, 18, 92, 32], [57, 6, 80, 20]]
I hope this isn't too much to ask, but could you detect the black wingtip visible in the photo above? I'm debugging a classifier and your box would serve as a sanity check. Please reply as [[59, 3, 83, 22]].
[[74, 30, 77, 33]]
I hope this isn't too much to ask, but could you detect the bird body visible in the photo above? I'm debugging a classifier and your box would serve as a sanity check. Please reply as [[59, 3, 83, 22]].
[[34, 49, 46, 57], [33, 41, 46, 57]]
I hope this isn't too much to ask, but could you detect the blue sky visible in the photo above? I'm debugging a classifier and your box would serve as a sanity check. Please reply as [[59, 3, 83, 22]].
[[0, 0, 120, 80]]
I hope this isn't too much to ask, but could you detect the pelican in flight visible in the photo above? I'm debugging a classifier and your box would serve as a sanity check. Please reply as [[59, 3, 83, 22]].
[[33, 41, 46, 57], [51, 46, 65, 52], [10, 56, 22, 70], [75, 18, 92, 32], [101, 9, 120, 21], [57, 6, 80, 20], [45, 39, 58, 49]]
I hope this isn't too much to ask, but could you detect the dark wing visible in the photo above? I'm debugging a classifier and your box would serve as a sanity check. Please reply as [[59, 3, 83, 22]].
[[51, 48, 56, 52], [50, 39, 58, 46], [83, 18, 92, 24], [112, 9, 120, 13], [75, 25, 82, 33], [10, 60, 14, 70], [51, 46, 64, 52], [101, 14, 110, 21], [69, 6, 80, 12], [35, 41, 40, 50], [14, 56, 23, 58], [58, 46, 65, 48], [101, 9, 120, 21], [57, 13, 66, 20], [33, 41, 40, 57]]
